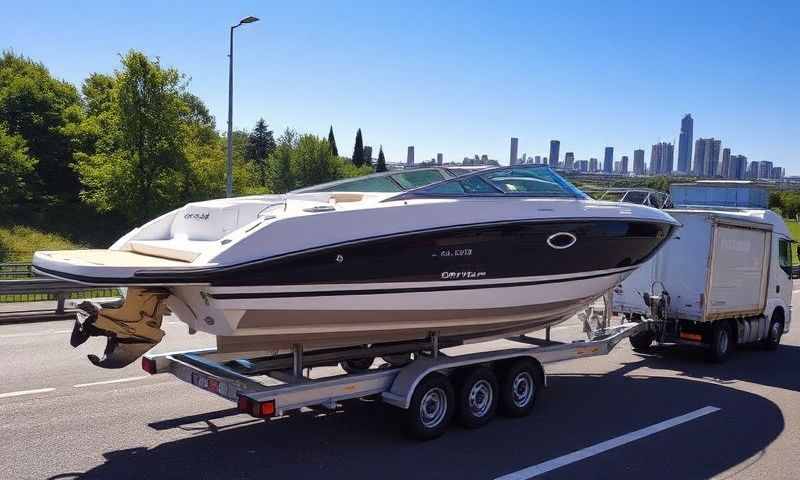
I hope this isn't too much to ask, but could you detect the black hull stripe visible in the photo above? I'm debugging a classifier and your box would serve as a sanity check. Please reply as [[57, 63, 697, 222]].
[[208, 268, 636, 300]]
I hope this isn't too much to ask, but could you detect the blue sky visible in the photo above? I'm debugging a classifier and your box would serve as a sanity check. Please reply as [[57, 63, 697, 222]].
[[3, 1, 799, 172]]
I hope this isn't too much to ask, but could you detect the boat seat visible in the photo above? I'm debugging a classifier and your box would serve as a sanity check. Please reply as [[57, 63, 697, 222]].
[[128, 239, 217, 262]]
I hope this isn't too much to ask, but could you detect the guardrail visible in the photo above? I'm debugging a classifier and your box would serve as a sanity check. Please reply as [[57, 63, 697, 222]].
[[0, 278, 118, 313]]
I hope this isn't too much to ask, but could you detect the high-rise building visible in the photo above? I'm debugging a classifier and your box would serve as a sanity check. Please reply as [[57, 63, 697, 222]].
[[693, 138, 721, 177], [620, 155, 629, 174], [677, 114, 693, 174], [548, 140, 560, 168], [730, 154, 747, 180], [650, 142, 674, 175], [564, 152, 575, 170], [603, 147, 614, 173], [510, 137, 519, 165], [522, 153, 527, 163], [576, 160, 589, 172], [614, 161, 621, 173], [543, 157, 548, 165], [747, 161, 760, 179], [759, 161, 773, 179], [772, 166, 785, 179], [633, 149, 645, 175], [589, 157, 598, 172], [406, 146, 415, 165], [534, 155, 541, 164], [720, 148, 731, 178], [436, 153, 443, 165]]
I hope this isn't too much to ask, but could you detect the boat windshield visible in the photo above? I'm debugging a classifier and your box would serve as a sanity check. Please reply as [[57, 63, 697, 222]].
[[388, 165, 588, 200]]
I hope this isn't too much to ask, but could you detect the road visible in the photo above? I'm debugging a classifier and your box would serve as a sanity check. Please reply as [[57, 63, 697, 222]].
[[1, 286, 799, 479]]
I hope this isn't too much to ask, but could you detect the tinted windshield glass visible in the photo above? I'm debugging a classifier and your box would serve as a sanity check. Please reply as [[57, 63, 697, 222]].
[[320, 176, 401, 192], [391, 170, 445, 189]]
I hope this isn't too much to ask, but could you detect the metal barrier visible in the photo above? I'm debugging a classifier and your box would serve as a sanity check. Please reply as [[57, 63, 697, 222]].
[[0, 262, 120, 314]]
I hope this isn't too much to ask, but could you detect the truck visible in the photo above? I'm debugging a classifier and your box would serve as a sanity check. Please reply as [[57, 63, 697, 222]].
[[614, 207, 793, 362]]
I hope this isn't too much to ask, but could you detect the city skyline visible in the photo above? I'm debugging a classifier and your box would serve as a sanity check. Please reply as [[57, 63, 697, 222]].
[[3, 2, 797, 175]]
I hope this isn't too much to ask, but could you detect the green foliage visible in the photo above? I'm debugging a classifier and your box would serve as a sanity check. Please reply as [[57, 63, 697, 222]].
[[336, 157, 374, 178], [0, 51, 82, 199], [327, 125, 338, 157], [770, 191, 800, 220], [352, 128, 364, 167], [292, 134, 339, 187], [265, 128, 297, 194], [0, 225, 82, 262], [244, 118, 276, 186], [0, 125, 36, 202], [376, 146, 387, 172]]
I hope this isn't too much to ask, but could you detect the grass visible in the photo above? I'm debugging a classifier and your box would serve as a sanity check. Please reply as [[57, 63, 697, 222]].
[[0, 226, 84, 263]]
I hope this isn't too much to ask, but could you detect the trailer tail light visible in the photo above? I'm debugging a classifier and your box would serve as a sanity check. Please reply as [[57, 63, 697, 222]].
[[680, 332, 703, 342], [238, 395, 275, 418], [141, 357, 157, 374]]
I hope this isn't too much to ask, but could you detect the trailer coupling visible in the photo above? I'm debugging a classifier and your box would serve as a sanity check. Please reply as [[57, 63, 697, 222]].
[[70, 287, 170, 369]]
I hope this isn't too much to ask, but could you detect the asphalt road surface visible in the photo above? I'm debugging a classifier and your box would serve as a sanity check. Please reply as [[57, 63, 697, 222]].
[[2, 284, 800, 480]]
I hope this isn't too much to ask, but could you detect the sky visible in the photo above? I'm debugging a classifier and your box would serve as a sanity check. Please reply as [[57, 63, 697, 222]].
[[3, 1, 799, 173]]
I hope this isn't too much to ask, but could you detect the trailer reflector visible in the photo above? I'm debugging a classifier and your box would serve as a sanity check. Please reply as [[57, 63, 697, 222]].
[[141, 357, 157, 375], [680, 332, 703, 342], [238, 395, 275, 418]]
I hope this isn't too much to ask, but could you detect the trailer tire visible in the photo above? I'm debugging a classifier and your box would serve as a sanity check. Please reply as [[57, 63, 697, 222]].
[[406, 372, 454, 440], [456, 366, 498, 429], [762, 314, 784, 351], [706, 321, 732, 363], [499, 358, 542, 418], [340, 357, 375, 373], [629, 331, 654, 352]]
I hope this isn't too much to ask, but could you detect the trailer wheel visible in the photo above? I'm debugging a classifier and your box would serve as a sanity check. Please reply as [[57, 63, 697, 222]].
[[456, 366, 498, 429], [706, 321, 732, 363], [629, 331, 654, 352], [762, 314, 784, 351], [406, 372, 454, 440], [340, 357, 375, 373], [499, 358, 542, 417]]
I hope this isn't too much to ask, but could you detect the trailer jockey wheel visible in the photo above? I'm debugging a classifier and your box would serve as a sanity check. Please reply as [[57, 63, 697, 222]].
[[406, 372, 454, 440], [456, 367, 498, 429], [498, 358, 543, 417], [340, 357, 375, 373], [706, 321, 732, 363]]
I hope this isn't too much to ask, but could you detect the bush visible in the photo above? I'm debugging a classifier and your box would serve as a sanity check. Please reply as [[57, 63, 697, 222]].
[[0, 226, 83, 262]]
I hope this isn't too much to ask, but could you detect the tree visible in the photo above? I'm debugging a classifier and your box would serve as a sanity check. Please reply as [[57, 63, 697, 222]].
[[352, 128, 364, 167], [0, 51, 82, 199], [376, 145, 387, 172], [291, 134, 339, 188], [0, 125, 36, 203], [327, 125, 338, 156], [245, 118, 276, 186], [266, 128, 297, 194]]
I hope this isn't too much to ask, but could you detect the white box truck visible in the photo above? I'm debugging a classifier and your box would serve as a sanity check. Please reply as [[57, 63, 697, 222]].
[[613, 208, 793, 361]]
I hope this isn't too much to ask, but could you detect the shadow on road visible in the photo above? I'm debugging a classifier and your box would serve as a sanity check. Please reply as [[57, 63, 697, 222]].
[[628, 342, 800, 392], [54, 369, 784, 480]]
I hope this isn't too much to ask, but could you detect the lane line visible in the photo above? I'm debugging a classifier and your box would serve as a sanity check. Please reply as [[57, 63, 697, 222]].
[[494, 406, 721, 480], [0, 387, 56, 399], [73, 376, 149, 388], [0, 329, 73, 339]]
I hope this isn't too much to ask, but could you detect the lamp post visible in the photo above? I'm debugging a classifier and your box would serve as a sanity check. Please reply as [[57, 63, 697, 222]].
[[226, 15, 260, 198]]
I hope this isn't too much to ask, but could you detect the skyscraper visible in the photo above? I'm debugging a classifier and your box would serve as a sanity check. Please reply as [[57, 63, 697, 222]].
[[693, 138, 721, 177], [772, 166, 785, 179], [564, 152, 575, 170], [436, 153, 443, 165], [534, 155, 541, 164], [747, 161, 759, 179], [730, 154, 747, 180], [603, 147, 614, 173], [720, 148, 731, 178], [620, 155, 629, 174], [633, 149, 645, 175], [650, 142, 674, 175], [510, 137, 519, 165], [548, 140, 560, 168], [677, 114, 693, 174], [406, 146, 415, 165], [759, 161, 773, 179], [589, 158, 598, 172]]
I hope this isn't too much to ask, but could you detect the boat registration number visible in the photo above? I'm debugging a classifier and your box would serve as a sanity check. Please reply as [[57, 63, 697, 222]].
[[191, 372, 239, 401]]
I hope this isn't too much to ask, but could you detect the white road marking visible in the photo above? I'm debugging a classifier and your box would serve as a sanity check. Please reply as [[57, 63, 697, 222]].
[[494, 406, 721, 480], [0, 387, 56, 399], [73, 376, 149, 388], [792, 289, 800, 294], [0, 329, 73, 339]]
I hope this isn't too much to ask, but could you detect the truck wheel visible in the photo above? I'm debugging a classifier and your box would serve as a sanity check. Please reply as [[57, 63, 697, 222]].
[[629, 331, 654, 352], [706, 322, 732, 363], [406, 372, 454, 440], [762, 315, 784, 351], [499, 358, 542, 418], [340, 357, 374, 373], [456, 367, 498, 429]]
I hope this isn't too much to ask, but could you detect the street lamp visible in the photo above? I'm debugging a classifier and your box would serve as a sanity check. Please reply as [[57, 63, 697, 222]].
[[226, 15, 260, 198]]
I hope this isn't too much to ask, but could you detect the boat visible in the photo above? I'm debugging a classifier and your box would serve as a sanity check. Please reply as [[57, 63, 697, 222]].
[[32, 165, 679, 368]]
